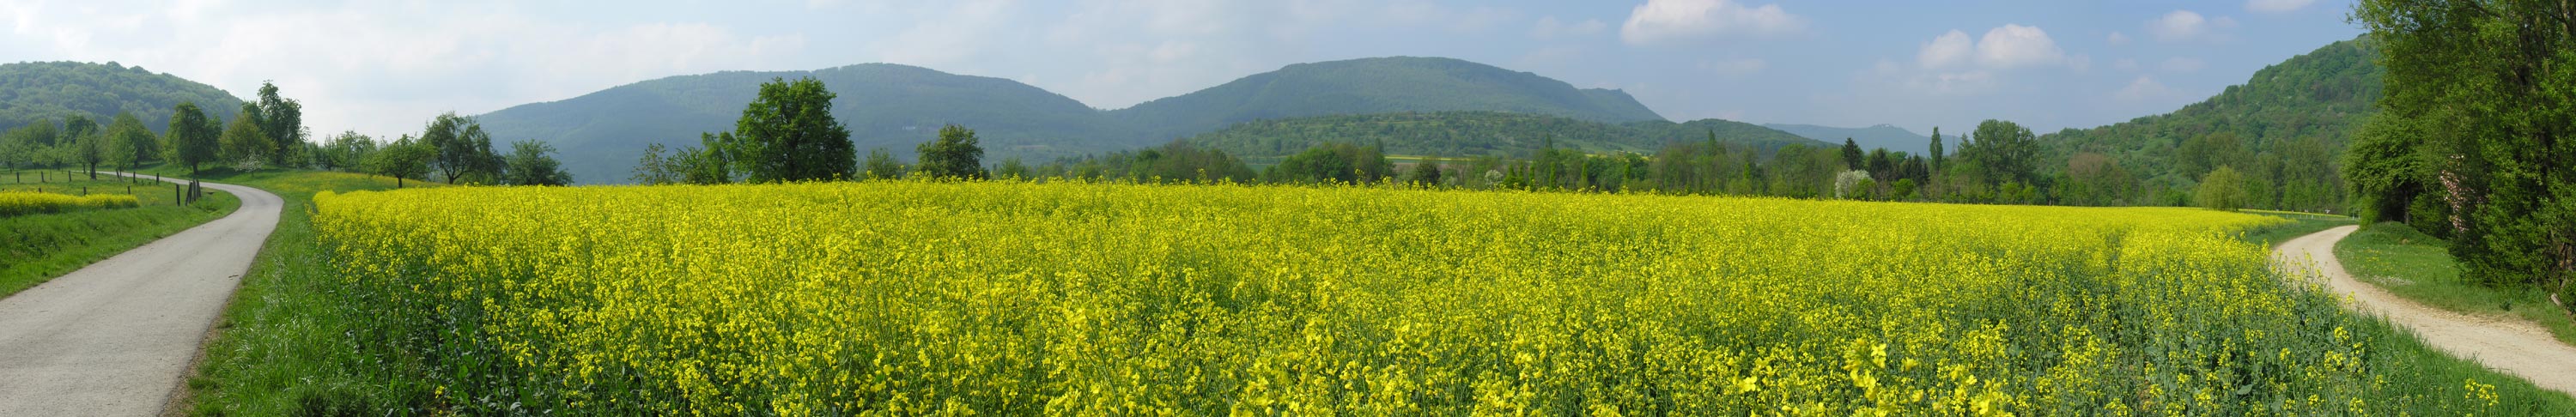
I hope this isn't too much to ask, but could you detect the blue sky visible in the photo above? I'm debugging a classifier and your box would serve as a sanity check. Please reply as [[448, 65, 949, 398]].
[[0, 0, 2363, 140]]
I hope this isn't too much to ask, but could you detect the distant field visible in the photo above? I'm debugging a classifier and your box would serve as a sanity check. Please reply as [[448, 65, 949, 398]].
[[262, 181, 2570, 414], [0, 168, 238, 298]]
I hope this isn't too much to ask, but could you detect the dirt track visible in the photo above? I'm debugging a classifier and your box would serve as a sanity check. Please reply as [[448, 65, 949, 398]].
[[0, 174, 281, 416], [2275, 225, 2576, 396]]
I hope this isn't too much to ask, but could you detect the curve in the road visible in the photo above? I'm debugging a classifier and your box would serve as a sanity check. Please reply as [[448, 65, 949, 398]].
[[0, 173, 283, 416], [2275, 225, 2576, 396]]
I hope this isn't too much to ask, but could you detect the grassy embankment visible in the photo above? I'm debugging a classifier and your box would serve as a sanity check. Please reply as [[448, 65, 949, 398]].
[[0, 167, 240, 298], [2336, 221, 2576, 347], [131, 165, 440, 416]]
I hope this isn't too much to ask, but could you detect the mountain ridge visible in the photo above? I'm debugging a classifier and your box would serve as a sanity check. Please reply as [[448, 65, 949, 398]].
[[477, 57, 1690, 184]]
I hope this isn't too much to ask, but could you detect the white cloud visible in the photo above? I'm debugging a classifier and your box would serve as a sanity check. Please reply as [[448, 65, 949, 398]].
[[1917, 30, 1973, 69], [2246, 0, 2317, 13], [2160, 57, 2206, 73], [1531, 16, 1607, 39], [1698, 57, 1767, 77], [1917, 25, 2075, 70], [1974, 24, 2065, 69], [1619, 0, 1804, 45], [2147, 9, 2236, 42], [2107, 31, 2130, 45], [2113, 76, 2182, 102]]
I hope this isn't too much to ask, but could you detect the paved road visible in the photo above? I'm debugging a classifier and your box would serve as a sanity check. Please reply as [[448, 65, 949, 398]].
[[0, 174, 281, 416], [2275, 225, 2576, 396]]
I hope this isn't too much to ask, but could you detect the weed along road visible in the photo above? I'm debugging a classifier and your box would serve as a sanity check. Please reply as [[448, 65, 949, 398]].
[[0, 173, 282, 415], [2276, 226, 2576, 396]]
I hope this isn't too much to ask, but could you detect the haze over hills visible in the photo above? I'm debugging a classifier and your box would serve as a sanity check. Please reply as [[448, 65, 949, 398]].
[[1185, 112, 1820, 161], [477, 57, 1695, 184], [1763, 124, 1933, 154], [1115, 57, 1666, 142], [0, 61, 246, 134]]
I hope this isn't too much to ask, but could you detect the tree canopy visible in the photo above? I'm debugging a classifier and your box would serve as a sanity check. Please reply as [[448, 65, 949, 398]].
[[706, 77, 856, 183]]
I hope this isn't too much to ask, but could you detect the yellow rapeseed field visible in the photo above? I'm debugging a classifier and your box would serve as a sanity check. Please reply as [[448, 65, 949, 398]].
[[0, 190, 139, 217], [313, 180, 2505, 415]]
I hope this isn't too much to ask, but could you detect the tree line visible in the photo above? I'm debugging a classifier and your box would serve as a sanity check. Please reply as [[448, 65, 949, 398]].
[[0, 82, 572, 187], [2348, 0, 2574, 317], [631, 77, 992, 184]]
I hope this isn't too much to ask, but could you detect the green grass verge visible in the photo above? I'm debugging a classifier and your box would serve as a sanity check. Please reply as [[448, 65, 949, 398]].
[[2336, 222, 2576, 347], [173, 166, 439, 416], [2234, 208, 2359, 247], [0, 170, 239, 298]]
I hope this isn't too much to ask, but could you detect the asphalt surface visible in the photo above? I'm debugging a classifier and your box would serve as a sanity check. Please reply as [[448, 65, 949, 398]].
[[2275, 225, 2576, 396], [0, 173, 281, 416]]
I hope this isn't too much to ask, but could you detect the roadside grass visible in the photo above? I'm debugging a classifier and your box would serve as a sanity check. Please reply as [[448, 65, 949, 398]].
[[0, 168, 239, 299], [2233, 208, 2358, 247], [2337, 221, 2576, 347], [173, 166, 438, 416]]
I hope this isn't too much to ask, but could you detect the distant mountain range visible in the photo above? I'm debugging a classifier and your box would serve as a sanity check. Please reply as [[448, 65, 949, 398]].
[[1186, 112, 1819, 161], [0, 61, 246, 134], [474, 57, 1702, 184], [1762, 124, 1932, 154]]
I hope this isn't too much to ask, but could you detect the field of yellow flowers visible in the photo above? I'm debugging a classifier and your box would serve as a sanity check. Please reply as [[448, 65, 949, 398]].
[[0, 190, 137, 217], [313, 180, 2546, 414]]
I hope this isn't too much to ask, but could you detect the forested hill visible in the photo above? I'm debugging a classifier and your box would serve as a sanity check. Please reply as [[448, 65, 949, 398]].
[[1763, 124, 1931, 154], [0, 61, 246, 133], [477, 63, 1127, 186], [1182, 112, 1821, 159], [1111, 57, 1667, 142], [481, 57, 1677, 184], [2041, 37, 2380, 207]]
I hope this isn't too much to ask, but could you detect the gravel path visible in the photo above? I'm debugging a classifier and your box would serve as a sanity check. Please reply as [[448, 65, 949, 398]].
[[2275, 225, 2576, 396], [0, 173, 281, 416]]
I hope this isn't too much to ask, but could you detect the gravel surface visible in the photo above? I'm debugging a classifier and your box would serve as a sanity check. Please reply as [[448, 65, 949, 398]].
[[2275, 225, 2576, 396]]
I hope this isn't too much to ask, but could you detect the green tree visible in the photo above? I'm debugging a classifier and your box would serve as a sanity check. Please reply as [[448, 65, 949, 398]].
[[1965, 120, 2039, 186], [366, 135, 434, 188], [672, 133, 734, 185], [165, 102, 220, 176], [60, 114, 96, 140], [422, 112, 500, 184], [713, 77, 854, 182], [861, 148, 906, 180], [631, 142, 679, 184], [914, 124, 986, 179], [2195, 166, 2251, 211], [105, 112, 154, 172], [504, 140, 572, 186], [219, 106, 270, 166], [2355, 0, 2576, 303], [254, 82, 306, 165], [72, 130, 103, 178], [994, 157, 1030, 180], [1839, 138, 1863, 170], [1409, 157, 1443, 186], [1929, 127, 1945, 172], [319, 130, 377, 172]]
